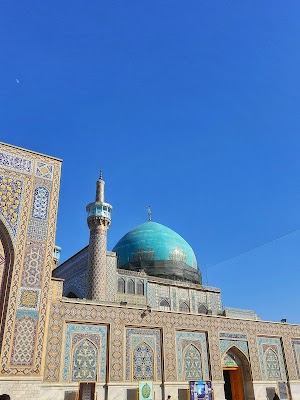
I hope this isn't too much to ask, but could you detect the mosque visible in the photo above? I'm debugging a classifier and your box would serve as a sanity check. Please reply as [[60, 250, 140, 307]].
[[0, 141, 300, 400]]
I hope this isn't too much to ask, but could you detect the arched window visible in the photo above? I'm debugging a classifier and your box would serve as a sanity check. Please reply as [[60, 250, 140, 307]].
[[72, 339, 97, 381], [184, 345, 202, 380], [179, 301, 190, 313], [265, 348, 281, 380], [127, 279, 135, 294], [133, 341, 154, 380], [118, 277, 125, 293], [198, 303, 208, 314], [136, 280, 144, 295], [159, 299, 171, 311]]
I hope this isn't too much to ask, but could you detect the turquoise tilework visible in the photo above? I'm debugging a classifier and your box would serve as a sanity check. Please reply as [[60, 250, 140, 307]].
[[176, 331, 209, 381], [125, 328, 161, 381], [220, 340, 249, 357], [257, 337, 286, 380], [62, 323, 107, 382]]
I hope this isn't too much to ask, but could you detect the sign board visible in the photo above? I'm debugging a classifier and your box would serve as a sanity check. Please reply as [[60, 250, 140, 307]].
[[139, 381, 153, 400], [189, 381, 212, 400], [278, 381, 288, 399]]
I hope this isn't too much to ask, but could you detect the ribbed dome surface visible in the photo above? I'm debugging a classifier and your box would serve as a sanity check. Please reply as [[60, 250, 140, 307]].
[[112, 221, 197, 269]]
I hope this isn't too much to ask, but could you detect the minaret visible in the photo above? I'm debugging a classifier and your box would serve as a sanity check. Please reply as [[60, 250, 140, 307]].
[[86, 171, 112, 301]]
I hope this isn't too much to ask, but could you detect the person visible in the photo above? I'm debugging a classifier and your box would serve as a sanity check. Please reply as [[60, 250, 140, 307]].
[[0, 395, 10, 400], [167, 396, 171, 400], [273, 393, 280, 400]]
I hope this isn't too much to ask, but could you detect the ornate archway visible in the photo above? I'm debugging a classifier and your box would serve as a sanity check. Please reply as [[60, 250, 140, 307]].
[[222, 346, 255, 400], [0, 219, 14, 352]]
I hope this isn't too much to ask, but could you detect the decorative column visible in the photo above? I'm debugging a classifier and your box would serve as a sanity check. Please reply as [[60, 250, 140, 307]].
[[86, 172, 112, 301]]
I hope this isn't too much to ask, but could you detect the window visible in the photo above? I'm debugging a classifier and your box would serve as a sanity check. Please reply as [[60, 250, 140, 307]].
[[179, 301, 190, 313], [118, 277, 125, 293], [159, 299, 171, 311], [137, 280, 144, 295], [127, 279, 135, 294], [198, 303, 208, 314]]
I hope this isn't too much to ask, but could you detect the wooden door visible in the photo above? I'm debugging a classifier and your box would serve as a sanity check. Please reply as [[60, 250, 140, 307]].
[[230, 368, 244, 400]]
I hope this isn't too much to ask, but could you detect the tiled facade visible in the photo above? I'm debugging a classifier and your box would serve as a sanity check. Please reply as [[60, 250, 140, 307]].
[[1, 141, 300, 400]]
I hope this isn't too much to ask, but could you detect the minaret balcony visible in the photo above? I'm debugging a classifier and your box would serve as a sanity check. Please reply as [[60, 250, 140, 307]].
[[86, 202, 112, 220]]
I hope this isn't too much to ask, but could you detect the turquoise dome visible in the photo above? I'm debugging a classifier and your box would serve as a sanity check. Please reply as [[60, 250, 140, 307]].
[[113, 221, 198, 270]]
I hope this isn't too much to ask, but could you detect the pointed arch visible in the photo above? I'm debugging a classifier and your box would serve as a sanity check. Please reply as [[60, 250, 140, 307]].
[[179, 301, 190, 313], [198, 303, 208, 314], [184, 344, 202, 380], [133, 341, 154, 380], [72, 338, 98, 381], [118, 277, 125, 293], [222, 345, 255, 400], [265, 348, 281, 380], [159, 299, 171, 311], [0, 218, 14, 352], [136, 279, 144, 295], [127, 278, 135, 294]]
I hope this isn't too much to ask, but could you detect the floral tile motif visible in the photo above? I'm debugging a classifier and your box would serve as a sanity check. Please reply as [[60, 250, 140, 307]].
[[32, 186, 49, 220], [292, 340, 300, 378], [257, 337, 286, 380], [0, 150, 33, 175], [35, 161, 54, 181], [62, 323, 107, 382], [176, 331, 209, 381], [126, 328, 161, 381], [0, 176, 23, 237], [220, 339, 249, 357]]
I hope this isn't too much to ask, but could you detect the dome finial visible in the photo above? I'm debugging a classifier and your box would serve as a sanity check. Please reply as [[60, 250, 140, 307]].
[[148, 205, 152, 221]]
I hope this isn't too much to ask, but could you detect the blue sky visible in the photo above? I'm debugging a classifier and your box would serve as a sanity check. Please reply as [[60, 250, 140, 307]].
[[1, 1, 300, 323]]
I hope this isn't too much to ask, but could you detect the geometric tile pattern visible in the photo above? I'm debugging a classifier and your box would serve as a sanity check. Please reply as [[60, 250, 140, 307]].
[[27, 218, 48, 241], [35, 161, 54, 181], [44, 300, 300, 383], [21, 240, 45, 287], [125, 328, 161, 381], [0, 240, 5, 299], [17, 287, 41, 310], [106, 254, 117, 302], [184, 344, 202, 380], [265, 348, 281, 379], [0, 142, 61, 377], [62, 323, 107, 382], [220, 332, 247, 339], [0, 150, 33, 175], [176, 331, 209, 381], [72, 339, 97, 381], [219, 339, 249, 358], [292, 339, 300, 379], [32, 186, 49, 220], [10, 313, 38, 365], [86, 229, 107, 300], [0, 175, 23, 238], [133, 341, 154, 380], [257, 337, 286, 380]]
